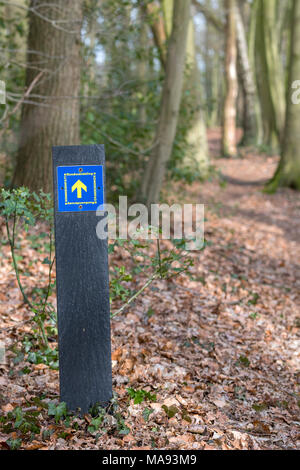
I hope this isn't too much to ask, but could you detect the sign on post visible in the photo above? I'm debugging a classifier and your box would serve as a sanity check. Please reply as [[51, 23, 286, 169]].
[[57, 165, 104, 212], [52, 145, 112, 414]]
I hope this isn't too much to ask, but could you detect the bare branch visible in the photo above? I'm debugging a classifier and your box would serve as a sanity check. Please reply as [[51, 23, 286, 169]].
[[0, 1, 81, 33], [0, 71, 44, 130], [192, 0, 225, 32]]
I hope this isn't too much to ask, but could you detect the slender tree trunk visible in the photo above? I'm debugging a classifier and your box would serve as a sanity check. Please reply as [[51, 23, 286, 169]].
[[145, 0, 209, 183], [141, 0, 191, 206], [162, 0, 209, 175], [248, 0, 263, 144], [183, 12, 209, 175], [267, 0, 300, 191], [203, 0, 219, 127], [235, 2, 258, 146], [137, 10, 148, 125], [162, 0, 173, 35], [255, 0, 285, 150], [83, 7, 97, 97], [13, 0, 83, 192], [142, 1, 167, 68], [222, 0, 238, 157]]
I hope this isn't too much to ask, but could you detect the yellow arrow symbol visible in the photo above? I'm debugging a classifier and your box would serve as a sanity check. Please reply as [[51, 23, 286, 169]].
[[72, 179, 87, 199]]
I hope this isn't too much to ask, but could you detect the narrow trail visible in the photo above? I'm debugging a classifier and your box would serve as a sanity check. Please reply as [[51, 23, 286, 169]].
[[108, 130, 300, 449], [105, 131, 300, 449]]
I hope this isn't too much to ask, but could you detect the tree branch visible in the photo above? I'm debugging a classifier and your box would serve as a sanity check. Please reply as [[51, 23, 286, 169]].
[[192, 0, 225, 32], [140, 1, 167, 69]]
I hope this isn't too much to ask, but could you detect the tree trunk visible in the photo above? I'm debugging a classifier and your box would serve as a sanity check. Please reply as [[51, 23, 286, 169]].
[[235, 2, 258, 146], [267, 0, 300, 191], [137, 9, 148, 125], [255, 0, 285, 150], [142, 1, 167, 68], [222, 0, 238, 157], [248, 0, 263, 144], [182, 12, 209, 175], [141, 0, 191, 206], [13, 0, 83, 192], [162, 0, 173, 35], [162, 0, 209, 175]]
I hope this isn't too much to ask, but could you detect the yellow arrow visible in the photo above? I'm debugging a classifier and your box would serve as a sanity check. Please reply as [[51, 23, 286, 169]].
[[72, 179, 87, 199]]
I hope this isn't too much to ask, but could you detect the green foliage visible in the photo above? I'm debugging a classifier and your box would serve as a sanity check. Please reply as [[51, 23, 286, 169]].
[[1, 0, 211, 194], [0, 394, 133, 446], [142, 407, 154, 422], [116, 417, 130, 436], [110, 236, 195, 284], [0, 187, 55, 354], [181, 409, 192, 423], [238, 355, 250, 367], [89, 393, 130, 437], [167, 81, 209, 184], [79, 0, 207, 196], [109, 236, 196, 318], [6, 438, 22, 450], [161, 404, 191, 423], [162, 404, 179, 419], [252, 402, 268, 412], [26, 344, 59, 370], [10, 335, 58, 373], [88, 413, 105, 434], [248, 292, 260, 306], [257, 143, 279, 156], [80, 0, 162, 200], [48, 401, 68, 423], [110, 265, 133, 302], [1, 189, 200, 370], [1, 406, 40, 436], [127, 388, 156, 405], [0, 187, 53, 226], [146, 307, 155, 318]]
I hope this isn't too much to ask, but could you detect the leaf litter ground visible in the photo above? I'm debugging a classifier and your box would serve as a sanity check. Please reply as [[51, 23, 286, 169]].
[[0, 130, 299, 450]]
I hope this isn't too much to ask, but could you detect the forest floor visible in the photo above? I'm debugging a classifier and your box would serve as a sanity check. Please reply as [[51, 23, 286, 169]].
[[1, 130, 300, 450]]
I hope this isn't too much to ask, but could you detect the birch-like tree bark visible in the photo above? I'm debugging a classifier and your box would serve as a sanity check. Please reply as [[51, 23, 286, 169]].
[[137, 9, 148, 126], [222, 0, 238, 157], [182, 11, 209, 175], [235, 2, 258, 145]]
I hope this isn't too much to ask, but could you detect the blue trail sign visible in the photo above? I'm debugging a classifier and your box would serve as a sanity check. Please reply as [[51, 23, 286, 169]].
[[52, 145, 112, 414], [57, 165, 104, 212]]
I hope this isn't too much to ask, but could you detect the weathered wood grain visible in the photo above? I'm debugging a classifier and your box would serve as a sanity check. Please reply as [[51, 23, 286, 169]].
[[52, 144, 112, 413]]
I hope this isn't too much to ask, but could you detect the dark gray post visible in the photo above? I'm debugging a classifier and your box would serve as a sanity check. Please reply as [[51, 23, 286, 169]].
[[52, 144, 112, 414]]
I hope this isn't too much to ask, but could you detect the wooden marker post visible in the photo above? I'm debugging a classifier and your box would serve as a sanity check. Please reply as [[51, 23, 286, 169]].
[[52, 144, 112, 413]]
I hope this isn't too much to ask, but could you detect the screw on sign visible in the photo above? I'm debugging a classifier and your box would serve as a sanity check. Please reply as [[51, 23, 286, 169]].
[[57, 164, 104, 212], [52, 145, 112, 414]]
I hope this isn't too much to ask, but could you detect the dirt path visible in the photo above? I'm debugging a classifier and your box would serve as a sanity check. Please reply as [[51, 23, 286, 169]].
[[1, 132, 300, 450], [107, 133, 300, 450]]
